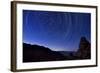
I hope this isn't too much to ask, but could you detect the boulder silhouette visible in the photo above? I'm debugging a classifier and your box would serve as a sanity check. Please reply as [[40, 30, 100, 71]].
[[76, 37, 91, 59]]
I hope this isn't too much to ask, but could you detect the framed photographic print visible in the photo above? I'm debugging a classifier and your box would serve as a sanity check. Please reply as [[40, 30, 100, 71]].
[[11, 1, 98, 72]]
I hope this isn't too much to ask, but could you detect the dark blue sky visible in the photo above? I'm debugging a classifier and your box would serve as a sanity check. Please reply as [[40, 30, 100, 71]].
[[23, 10, 91, 51]]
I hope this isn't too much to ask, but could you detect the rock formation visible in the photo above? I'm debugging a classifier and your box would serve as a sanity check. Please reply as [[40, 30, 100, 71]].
[[76, 37, 91, 59]]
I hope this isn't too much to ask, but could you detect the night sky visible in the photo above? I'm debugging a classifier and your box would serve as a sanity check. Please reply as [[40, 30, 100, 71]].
[[23, 10, 91, 51]]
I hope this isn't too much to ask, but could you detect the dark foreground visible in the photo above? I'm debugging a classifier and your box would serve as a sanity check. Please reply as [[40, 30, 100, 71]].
[[23, 37, 91, 62]]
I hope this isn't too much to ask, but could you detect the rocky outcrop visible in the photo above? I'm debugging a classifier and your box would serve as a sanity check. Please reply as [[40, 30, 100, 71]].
[[76, 37, 91, 59]]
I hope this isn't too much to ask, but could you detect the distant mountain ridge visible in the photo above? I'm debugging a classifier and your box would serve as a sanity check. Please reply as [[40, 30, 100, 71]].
[[23, 43, 68, 62], [59, 51, 75, 57]]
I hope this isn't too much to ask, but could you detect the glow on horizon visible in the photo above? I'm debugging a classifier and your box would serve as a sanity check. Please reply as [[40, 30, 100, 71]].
[[23, 41, 76, 51]]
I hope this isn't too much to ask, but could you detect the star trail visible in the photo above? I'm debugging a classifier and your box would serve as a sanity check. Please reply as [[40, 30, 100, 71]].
[[23, 10, 91, 51]]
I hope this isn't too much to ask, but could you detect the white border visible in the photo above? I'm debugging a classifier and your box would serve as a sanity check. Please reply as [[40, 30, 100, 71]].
[[16, 3, 96, 69]]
